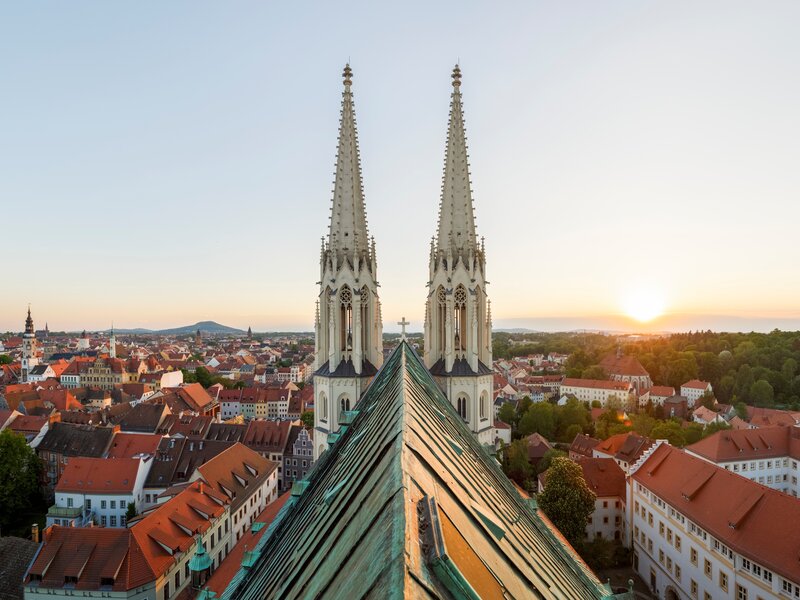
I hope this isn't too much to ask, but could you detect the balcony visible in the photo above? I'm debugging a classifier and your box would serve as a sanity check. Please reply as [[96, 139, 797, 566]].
[[46, 505, 93, 527]]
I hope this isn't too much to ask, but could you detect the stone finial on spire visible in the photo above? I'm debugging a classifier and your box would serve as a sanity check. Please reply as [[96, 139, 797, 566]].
[[343, 63, 353, 88], [451, 63, 462, 87]]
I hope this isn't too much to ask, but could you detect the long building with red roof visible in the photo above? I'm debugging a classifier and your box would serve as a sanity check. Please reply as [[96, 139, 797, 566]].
[[631, 442, 800, 600]]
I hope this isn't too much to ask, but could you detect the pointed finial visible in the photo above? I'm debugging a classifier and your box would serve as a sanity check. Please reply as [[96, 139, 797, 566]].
[[343, 63, 353, 88], [451, 64, 462, 88]]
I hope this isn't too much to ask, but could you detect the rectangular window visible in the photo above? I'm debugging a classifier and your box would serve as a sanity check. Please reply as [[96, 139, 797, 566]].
[[736, 584, 748, 600], [691, 579, 698, 598], [675, 564, 681, 581], [110, 516, 117, 526], [675, 536, 681, 551], [111, 500, 116, 509], [691, 548, 698, 566], [101, 500, 107, 509], [705, 559, 712, 578], [720, 572, 728, 591], [67, 497, 73, 508], [86, 499, 92, 510]]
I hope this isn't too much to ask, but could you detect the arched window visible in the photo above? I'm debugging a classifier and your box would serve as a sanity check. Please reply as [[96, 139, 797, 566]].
[[340, 396, 351, 413], [319, 391, 328, 421], [339, 286, 353, 353], [436, 286, 446, 359], [360, 285, 369, 354], [480, 391, 488, 420], [456, 394, 468, 421], [454, 285, 467, 355]]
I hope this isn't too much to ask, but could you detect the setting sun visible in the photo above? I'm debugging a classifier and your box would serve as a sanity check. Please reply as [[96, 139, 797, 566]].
[[621, 287, 667, 323]]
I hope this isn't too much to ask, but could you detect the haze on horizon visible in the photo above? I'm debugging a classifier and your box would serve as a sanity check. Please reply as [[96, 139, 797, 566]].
[[2, 1, 799, 334]]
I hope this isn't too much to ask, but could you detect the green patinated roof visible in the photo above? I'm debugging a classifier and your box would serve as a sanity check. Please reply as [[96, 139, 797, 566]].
[[221, 342, 624, 600]]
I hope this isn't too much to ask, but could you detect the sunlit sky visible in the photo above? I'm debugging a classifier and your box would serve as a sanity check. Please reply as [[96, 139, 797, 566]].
[[2, 1, 799, 333]]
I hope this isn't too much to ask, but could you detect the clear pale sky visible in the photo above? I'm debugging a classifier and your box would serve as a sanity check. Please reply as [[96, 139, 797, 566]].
[[2, 1, 799, 333]]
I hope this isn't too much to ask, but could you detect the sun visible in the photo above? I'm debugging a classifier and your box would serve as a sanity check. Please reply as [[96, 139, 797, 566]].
[[621, 287, 666, 323]]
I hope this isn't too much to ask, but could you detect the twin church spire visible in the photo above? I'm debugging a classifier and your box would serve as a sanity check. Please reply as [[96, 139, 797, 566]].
[[313, 64, 493, 459]]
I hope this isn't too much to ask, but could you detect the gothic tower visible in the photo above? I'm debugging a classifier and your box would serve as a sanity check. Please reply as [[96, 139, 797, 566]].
[[313, 65, 383, 459], [424, 66, 494, 445], [21, 306, 39, 382]]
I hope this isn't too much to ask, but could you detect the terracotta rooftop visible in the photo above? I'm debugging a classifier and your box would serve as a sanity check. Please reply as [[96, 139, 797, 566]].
[[56, 457, 141, 494], [599, 353, 650, 377], [649, 385, 675, 397], [570, 433, 601, 458], [681, 379, 711, 390], [562, 378, 631, 391], [25, 526, 153, 591], [633, 443, 800, 585], [577, 458, 625, 498], [195, 443, 277, 512], [201, 493, 291, 596], [686, 425, 800, 463], [595, 431, 653, 464], [106, 432, 163, 459]]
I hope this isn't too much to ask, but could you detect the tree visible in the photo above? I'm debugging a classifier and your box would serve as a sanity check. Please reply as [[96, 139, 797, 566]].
[[562, 423, 583, 445], [630, 413, 656, 437], [300, 410, 314, 428], [783, 358, 798, 383], [0, 354, 11, 365], [538, 457, 596, 549], [498, 402, 516, 427], [684, 422, 704, 445], [518, 402, 555, 440], [581, 365, 607, 380], [126, 502, 137, 521], [699, 391, 716, 410], [735, 401, 748, 420], [702, 421, 731, 438], [0, 430, 43, 531], [504, 439, 533, 487], [750, 379, 775, 407], [537, 448, 567, 475], [649, 421, 686, 447], [556, 398, 590, 441]]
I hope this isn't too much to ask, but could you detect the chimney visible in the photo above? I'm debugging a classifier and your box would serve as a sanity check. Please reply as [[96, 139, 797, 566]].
[[31, 523, 39, 543], [199, 481, 204, 495]]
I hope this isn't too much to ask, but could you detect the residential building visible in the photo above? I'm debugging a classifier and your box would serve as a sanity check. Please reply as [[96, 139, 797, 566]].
[[282, 426, 314, 491], [630, 442, 800, 600], [47, 456, 151, 528], [561, 378, 634, 408], [36, 422, 116, 495], [594, 431, 654, 474], [686, 425, 800, 496], [680, 380, 713, 408]]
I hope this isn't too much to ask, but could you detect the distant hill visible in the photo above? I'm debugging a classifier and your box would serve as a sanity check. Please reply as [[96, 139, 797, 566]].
[[101, 321, 245, 335]]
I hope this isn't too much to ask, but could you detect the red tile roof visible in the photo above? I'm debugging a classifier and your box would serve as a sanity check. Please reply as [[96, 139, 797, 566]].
[[194, 443, 277, 511], [130, 480, 228, 580], [649, 385, 675, 397], [202, 493, 291, 595], [599, 353, 650, 377], [681, 379, 711, 390], [56, 457, 141, 494], [686, 425, 800, 463], [633, 443, 800, 585], [107, 432, 163, 459], [26, 526, 154, 591], [578, 458, 625, 498], [562, 378, 631, 391]]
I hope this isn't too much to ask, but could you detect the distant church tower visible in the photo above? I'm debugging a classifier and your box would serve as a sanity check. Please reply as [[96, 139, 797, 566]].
[[313, 65, 383, 459], [424, 66, 494, 445], [21, 306, 40, 383], [109, 326, 116, 359]]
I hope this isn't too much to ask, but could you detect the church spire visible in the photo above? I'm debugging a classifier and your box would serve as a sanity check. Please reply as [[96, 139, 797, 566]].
[[25, 305, 34, 335], [328, 64, 370, 261], [436, 64, 477, 254]]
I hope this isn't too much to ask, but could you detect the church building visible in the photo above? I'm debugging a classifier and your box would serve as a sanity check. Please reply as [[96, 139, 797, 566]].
[[312, 65, 383, 460], [424, 66, 494, 445]]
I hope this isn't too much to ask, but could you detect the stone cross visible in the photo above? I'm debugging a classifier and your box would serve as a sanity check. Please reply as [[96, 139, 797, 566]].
[[397, 317, 410, 341]]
